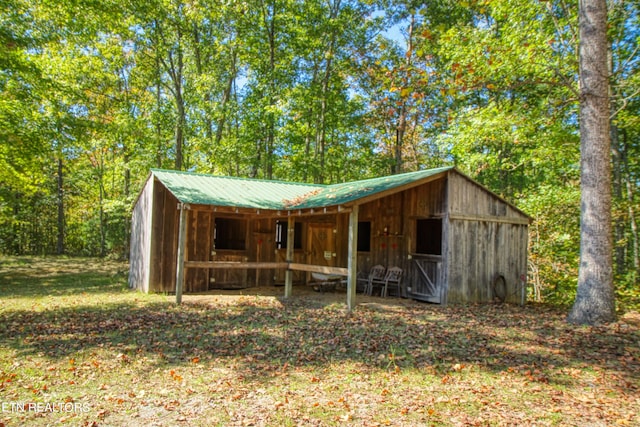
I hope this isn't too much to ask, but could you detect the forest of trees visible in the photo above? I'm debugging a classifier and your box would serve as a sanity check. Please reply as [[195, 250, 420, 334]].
[[1, 0, 638, 307]]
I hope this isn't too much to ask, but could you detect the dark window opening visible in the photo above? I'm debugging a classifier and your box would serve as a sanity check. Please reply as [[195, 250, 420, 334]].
[[357, 221, 371, 252], [214, 218, 246, 250], [275, 221, 302, 249], [416, 218, 442, 255]]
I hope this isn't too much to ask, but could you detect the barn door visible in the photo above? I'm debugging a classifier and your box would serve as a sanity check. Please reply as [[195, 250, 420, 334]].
[[410, 256, 442, 303], [308, 223, 336, 267]]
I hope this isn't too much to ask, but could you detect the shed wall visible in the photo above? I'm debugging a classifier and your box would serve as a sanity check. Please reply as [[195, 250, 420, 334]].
[[447, 172, 525, 219], [445, 172, 529, 303], [446, 220, 528, 303], [128, 176, 154, 292], [149, 181, 179, 292], [355, 178, 447, 298], [185, 210, 212, 292], [357, 193, 408, 278]]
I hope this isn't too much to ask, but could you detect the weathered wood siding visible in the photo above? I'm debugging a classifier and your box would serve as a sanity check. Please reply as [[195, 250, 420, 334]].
[[128, 175, 154, 292], [148, 181, 179, 293], [447, 172, 526, 219], [210, 252, 248, 287], [185, 210, 212, 292], [356, 193, 407, 271], [445, 171, 529, 303], [404, 177, 448, 301], [275, 249, 306, 284], [132, 169, 528, 302], [252, 218, 277, 286], [349, 172, 528, 304], [351, 178, 448, 297], [405, 177, 447, 218]]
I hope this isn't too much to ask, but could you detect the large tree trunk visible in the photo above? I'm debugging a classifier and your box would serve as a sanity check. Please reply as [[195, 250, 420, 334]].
[[568, 0, 616, 325]]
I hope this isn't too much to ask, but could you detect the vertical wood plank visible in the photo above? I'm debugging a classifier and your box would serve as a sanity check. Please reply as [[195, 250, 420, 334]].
[[175, 203, 188, 304], [347, 205, 359, 311], [284, 216, 294, 298], [441, 172, 450, 305]]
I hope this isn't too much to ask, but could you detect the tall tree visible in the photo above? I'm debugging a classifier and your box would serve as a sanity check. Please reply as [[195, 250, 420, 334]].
[[567, 0, 616, 324]]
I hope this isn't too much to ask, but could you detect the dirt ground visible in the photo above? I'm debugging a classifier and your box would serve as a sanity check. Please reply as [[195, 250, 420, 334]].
[[178, 284, 427, 311]]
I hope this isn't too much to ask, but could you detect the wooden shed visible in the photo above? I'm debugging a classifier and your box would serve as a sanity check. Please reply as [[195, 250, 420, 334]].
[[129, 167, 531, 308]]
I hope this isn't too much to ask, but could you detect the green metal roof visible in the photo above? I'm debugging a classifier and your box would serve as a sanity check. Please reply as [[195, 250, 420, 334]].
[[286, 166, 453, 209], [151, 166, 454, 211]]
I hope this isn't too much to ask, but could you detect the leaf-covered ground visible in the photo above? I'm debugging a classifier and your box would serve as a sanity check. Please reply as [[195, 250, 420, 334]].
[[0, 257, 638, 426]]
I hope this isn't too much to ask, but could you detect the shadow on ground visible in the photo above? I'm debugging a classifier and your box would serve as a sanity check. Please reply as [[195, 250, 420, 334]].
[[1, 257, 639, 391]]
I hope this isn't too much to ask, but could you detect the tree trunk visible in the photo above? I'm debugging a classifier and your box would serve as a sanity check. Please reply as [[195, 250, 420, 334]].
[[155, 66, 163, 168], [568, 0, 616, 325], [175, 89, 185, 170], [192, 24, 214, 147], [314, 0, 341, 184], [56, 157, 65, 255], [172, 33, 185, 171], [260, 0, 277, 180], [214, 51, 238, 160], [627, 179, 639, 284], [157, 16, 185, 170], [124, 156, 131, 260], [305, 62, 320, 182], [98, 156, 106, 258], [11, 192, 20, 254], [394, 14, 415, 175]]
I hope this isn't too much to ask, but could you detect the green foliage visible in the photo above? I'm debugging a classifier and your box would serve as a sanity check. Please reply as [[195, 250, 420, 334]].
[[520, 184, 581, 306], [0, 0, 638, 308]]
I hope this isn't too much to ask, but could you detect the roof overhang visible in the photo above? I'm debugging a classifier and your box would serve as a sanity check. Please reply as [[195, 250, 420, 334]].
[[141, 166, 530, 223]]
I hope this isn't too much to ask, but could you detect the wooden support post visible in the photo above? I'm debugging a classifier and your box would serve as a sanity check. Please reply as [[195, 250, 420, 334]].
[[347, 205, 359, 311], [284, 216, 294, 298], [175, 203, 188, 304]]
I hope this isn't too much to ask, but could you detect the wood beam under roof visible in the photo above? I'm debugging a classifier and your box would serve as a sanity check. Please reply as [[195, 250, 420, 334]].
[[184, 203, 352, 218]]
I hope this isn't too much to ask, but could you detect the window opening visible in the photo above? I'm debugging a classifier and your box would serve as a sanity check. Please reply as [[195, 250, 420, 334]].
[[275, 221, 302, 249], [357, 221, 371, 252], [214, 218, 247, 250], [416, 218, 442, 255]]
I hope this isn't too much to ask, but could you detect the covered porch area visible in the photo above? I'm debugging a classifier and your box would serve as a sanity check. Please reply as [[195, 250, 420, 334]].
[[174, 204, 363, 311]]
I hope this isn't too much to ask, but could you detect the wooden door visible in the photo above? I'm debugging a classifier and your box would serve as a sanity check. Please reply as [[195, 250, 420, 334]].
[[307, 223, 336, 267], [410, 255, 442, 303]]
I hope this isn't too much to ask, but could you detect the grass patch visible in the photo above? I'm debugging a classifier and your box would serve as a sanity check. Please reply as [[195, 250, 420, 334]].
[[0, 256, 638, 426]]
